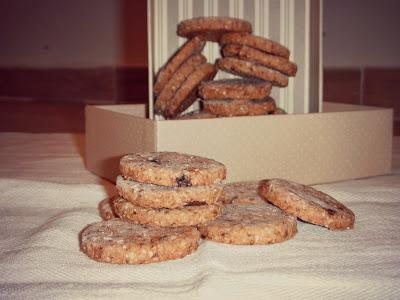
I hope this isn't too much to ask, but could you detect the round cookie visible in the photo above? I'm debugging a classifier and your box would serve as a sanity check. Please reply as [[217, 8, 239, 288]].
[[220, 32, 290, 59], [222, 44, 297, 76], [198, 204, 297, 245], [153, 35, 206, 96], [259, 179, 356, 230], [98, 196, 118, 220], [217, 57, 289, 87], [120, 152, 226, 187], [173, 110, 218, 120], [198, 78, 272, 100], [113, 197, 222, 227], [177, 17, 252, 42], [220, 181, 266, 205], [161, 63, 217, 118], [155, 54, 206, 114], [203, 97, 276, 117], [269, 107, 287, 115], [80, 219, 200, 264], [116, 175, 223, 209]]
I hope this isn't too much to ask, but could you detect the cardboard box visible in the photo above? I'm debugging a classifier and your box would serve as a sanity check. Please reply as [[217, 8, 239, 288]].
[[85, 102, 393, 184]]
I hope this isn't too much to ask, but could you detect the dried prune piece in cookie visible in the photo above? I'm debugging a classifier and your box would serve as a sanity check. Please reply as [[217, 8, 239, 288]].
[[155, 54, 206, 115], [177, 17, 252, 42], [220, 181, 266, 205], [80, 219, 200, 264], [113, 197, 222, 227], [203, 97, 276, 117], [222, 44, 297, 76], [220, 32, 290, 59], [199, 78, 272, 100], [198, 204, 297, 245], [217, 57, 288, 87], [259, 179, 355, 230], [120, 152, 226, 187], [153, 35, 206, 96], [116, 175, 223, 209]]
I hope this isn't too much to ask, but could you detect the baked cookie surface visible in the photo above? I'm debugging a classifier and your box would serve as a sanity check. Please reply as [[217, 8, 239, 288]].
[[113, 197, 222, 227], [155, 54, 206, 114], [173, 110, 218, 120], [177, 17, 252, 42], [98, 196, 118, 220], [120, 152, 226, 187], [217, 57, 289, 87], [161, 63, 217, 118], [220, 181, 266, 205], [198, 204, 297, 245], [198, 78, 272, 100], [116, 175, 223, 209], [153, 36, 206, 96], [259, 179, 355, 230], [220, 32, 290, 59], [80, 219, 200, 264], [222, 44, 297, 76], [203, 97, 276, 117]]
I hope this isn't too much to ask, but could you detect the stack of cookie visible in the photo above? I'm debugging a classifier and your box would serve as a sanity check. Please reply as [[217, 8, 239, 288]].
[[80, 151, 227, 264], [153, 16, 297, 119]]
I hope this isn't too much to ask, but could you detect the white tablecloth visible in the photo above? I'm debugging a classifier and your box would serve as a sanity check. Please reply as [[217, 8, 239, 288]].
[[0, 133, 399, 299]]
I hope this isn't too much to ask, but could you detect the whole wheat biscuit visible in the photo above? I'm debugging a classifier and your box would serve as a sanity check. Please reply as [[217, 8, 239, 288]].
[[116, 175, 223, 209], [177, 17, 252, 42], [259, 179, 356, 230], [198, 78, 272, 100], [113, 197, 222, 227], [220, 32, 290, 59], [155, 54, 207, 114], [98, 196, 118, 220], [173, 110, 218, 120], [80, 219, 200, 264], [161, 63, 217, 118], [221, 181, 266, 205], [203, 97, 276, 117], [222, 44, 297, 76], [153, 36, 206, 96], [120, 152, 226, 187], [198, 204, 297, 245], [217, 57, 289, 87]]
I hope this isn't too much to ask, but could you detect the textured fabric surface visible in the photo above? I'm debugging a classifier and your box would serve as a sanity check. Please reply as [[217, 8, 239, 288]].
[[0, 133, 399, 299]]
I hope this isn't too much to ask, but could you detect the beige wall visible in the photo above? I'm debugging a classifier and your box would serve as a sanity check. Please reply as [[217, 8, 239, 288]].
[[324, 0, 400, 68], [0, 0, 147, 68]]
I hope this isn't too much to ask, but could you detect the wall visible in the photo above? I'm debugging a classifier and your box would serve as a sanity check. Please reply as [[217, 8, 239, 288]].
[[323, 0, 400, 68], [0, 0, 148, 68]]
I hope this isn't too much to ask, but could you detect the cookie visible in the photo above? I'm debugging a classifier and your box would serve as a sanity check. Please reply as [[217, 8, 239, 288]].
[[160, 63, 217, 118], [220, 181, 266, 205], [270, 107, 287, 115], [116, 175, 223, 209], [222, 44, 297, 76], [155, 54, 207, 114], [198, 78, 272, 100], [217, 57, 289, 87], [258, 179, 356, 230], [113, 196, 222, 227], [80, 219, 200, 264], [198, 204, 297, 245], [220, 32, 290, 59], [153, 36, 206, 96], [203, 97, 276, 117], [98, 196, 118, 220], [120, 152, 226, 187], [172, 110, 218, 120], [177, 17, 252, 42]]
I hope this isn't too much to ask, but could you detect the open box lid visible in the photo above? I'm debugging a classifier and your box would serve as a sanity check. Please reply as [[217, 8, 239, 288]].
[[147, 0, 323, 120]]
